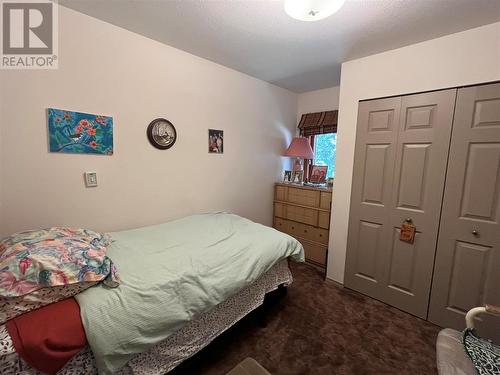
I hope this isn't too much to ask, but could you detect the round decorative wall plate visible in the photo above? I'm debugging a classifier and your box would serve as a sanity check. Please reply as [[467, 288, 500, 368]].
[[147, 118, 177, 149]]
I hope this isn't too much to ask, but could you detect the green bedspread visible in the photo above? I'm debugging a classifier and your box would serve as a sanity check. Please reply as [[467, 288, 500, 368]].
[[75, 213, 304, 374]]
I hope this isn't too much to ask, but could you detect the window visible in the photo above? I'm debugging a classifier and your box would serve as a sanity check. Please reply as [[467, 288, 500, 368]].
[[312, 133, 337, 179]]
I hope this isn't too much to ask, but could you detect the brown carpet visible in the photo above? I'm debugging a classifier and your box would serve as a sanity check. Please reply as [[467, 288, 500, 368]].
[[171, 262, 440, 375]]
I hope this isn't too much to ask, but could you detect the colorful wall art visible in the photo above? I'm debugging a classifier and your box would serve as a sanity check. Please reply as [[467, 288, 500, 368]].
[[48, 108, 113, 155]]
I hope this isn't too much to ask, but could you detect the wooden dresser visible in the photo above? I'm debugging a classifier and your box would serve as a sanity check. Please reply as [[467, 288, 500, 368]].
[[273, 183, 332, 268]]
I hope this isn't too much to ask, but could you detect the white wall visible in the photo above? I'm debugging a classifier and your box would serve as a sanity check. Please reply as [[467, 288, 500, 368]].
[[297, 86, 340, 122], [328, 22, 500, 283], [0, 5, 297, 237]]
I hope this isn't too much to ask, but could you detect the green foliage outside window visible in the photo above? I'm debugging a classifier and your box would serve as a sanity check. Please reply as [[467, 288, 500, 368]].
[[313, 133, 337, 179]]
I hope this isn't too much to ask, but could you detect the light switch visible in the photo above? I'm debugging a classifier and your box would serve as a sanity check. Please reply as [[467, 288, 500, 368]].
[[84, 172, 98, 187]]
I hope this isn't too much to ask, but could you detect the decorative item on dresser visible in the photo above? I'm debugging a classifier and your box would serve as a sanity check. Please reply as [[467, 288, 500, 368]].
[[282, 170, 292, 183], [283, 137, 314, 173], [273, 182, 332, 268], [309, 165, 328, 184]]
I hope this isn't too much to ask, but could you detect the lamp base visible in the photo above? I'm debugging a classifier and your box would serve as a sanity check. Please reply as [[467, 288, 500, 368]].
[[293, 158, 303, 172]]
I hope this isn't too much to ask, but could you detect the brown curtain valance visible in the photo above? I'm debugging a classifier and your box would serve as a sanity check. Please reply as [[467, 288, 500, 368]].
[[298, 110, 338, 136]]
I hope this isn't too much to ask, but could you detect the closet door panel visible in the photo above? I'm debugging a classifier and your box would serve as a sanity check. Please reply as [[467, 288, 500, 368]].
[[445, 241, 495, 311], [362, 144, 391, 206], [381, 89, 456, 318], [429, 83, 500, 342], [345, 97, 401, 299], [395, 143, 430, 210], [346, 90, 456, 318], [460, 143, 500, 223], [387, 228, 422, 293]]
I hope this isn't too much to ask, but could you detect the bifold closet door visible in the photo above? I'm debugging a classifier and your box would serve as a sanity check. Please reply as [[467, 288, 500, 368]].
[[345, 89, 456, 318], [344, 97, 401, 302], [429, 83, 500, 341]]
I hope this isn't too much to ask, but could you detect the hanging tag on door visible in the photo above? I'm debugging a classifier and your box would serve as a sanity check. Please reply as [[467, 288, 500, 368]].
[[400, 223, 416, 244]]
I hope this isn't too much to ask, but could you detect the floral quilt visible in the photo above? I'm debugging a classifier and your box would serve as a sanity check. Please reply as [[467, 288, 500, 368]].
[[0, 228, 120, 298]]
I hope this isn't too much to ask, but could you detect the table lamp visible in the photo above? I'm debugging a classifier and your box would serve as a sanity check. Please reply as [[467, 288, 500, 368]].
[[284, 137, 314, 172]]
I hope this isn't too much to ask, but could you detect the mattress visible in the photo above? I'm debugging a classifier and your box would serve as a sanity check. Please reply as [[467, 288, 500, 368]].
[[0, 259, 293, 375], [76, 213, 303, 373]]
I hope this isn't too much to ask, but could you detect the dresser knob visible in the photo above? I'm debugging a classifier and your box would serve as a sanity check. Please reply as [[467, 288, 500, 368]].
[[472, 230, 479, 236], [304, 230, 308, 233]]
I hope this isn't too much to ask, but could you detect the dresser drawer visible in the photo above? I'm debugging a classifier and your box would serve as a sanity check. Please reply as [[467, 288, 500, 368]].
[[283, 219, 328, 245], [319, 191, 332, 210], [287, 187, 320, 208], [274, 203, 286, 218], [318, 211, 330, 229], [298, 225, 329, 245], [278, 220, 328, 246], [300, 238, 327, 266], [273, 217, 287, 233], [275, 185, 287, 201], [285, 205, 318, 226], [284, 220, 300, 237]]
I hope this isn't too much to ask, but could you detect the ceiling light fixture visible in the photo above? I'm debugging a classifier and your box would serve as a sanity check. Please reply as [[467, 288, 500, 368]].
[[284, 0, 347, 22]]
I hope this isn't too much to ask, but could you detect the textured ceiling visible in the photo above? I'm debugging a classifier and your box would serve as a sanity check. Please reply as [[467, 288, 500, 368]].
[[60, 0, 500, 93]]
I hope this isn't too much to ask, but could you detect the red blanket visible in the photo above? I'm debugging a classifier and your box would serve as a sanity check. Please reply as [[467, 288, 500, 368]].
[[6, 298, 87, 375]]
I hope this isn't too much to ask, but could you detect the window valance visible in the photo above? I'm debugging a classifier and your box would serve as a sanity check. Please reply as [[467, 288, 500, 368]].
[[298, 110, 338, 136]]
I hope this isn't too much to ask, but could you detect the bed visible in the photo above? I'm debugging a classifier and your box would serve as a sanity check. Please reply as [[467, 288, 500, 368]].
[[0, 213, 304, 375]]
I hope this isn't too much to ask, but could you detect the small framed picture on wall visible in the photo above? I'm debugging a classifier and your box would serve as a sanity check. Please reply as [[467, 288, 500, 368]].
[[208, 129, 224, 153]]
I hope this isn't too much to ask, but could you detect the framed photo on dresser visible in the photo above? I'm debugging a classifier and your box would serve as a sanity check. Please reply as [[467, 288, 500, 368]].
[[310, 165, 327, 184], [291, 170, 303, 184], [283, 170, 292, 183]]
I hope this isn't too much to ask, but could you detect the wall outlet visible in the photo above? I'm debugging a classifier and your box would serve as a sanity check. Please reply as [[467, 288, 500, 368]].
[[84, 172, 98, 187]]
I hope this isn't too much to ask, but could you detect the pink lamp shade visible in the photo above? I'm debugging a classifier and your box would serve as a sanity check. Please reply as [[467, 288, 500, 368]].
[[283, 137, 314, 159]]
